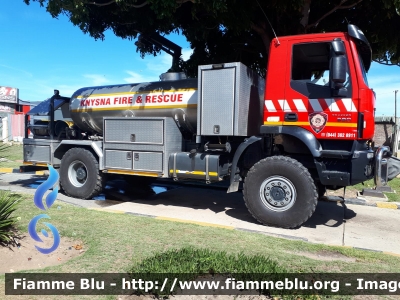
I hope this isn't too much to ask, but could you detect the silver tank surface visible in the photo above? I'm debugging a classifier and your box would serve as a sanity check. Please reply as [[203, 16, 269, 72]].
[[69, 78, 198, 135]]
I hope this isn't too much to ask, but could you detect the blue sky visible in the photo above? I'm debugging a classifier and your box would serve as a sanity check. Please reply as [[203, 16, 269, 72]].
[[1, 1, 400, 116]]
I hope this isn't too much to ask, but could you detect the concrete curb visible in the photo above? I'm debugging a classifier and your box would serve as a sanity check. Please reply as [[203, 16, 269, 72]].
[[343, 197, 400, 210], [87, 207, 400, 258], [320, 196, 400, 210], [0, 168, 48, 176]]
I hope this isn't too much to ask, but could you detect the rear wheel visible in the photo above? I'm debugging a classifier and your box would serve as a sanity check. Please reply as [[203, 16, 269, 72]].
[[243, 156, 318, 228], [59, 148, 104, 199]]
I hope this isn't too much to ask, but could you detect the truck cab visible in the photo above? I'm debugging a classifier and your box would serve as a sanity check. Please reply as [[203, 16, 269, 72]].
[[260, 24, 381, 191]]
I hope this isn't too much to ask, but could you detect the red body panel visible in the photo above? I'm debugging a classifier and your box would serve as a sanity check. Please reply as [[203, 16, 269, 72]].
[[263, 32, 375, 141]]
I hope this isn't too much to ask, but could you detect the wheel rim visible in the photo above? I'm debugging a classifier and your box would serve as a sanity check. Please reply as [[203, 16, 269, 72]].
[[259, 176, 296, 212], [68, 160, 88, 188]]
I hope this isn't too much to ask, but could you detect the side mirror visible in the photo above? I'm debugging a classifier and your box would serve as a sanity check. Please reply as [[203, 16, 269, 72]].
[[331, 56, 346, 85], [331, 39, 345, 55], [330, 55, 347, 96]]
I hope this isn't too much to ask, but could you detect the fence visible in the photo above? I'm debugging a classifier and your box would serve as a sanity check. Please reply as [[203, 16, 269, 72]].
[[1, 114, 25, 142]]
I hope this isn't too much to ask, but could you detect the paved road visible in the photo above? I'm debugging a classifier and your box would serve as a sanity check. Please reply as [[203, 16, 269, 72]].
[[1, 173, 399, 255]]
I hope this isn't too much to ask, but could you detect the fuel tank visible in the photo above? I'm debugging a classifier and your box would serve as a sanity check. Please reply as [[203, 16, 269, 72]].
[[69, 78, 198, 135]]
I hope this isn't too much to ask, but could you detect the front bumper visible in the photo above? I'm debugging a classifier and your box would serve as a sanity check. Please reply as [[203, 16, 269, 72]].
[[315, 144, 392, 187]]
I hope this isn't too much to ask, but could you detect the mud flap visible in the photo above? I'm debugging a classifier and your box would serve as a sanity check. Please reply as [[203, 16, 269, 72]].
[[388, 156, 400, 180], [227, 136, 262, 193]]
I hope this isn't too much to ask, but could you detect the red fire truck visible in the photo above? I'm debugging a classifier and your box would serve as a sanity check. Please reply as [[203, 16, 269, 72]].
[[23, 24, 394, 228]]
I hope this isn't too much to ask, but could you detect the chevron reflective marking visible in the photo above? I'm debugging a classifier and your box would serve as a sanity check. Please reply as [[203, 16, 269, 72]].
[[342, 98, 357, 112], [264, 100, 277, 112], [265, 98, 358, 113], [324, 98, 340, 112], [278, 99, 285, 111], [278, 99, 292, 112], [309, 99, 323, 111], [293, 99, 307, 112]]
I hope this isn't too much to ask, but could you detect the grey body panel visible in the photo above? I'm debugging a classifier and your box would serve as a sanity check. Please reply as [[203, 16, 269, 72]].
[[133, 152, 163, 172], [103, 143, 164, 152], [23, 116, 181, 175], [197, 62, 265, 137], [105, 150, 133, 169], [104, 150, 163, 172], [23, 138, 104, 169], [23, 144, 51, 163], [104, 119, 164, 144], [103, 117, 182, 177], [168, 152, 229, 182], [23, 138, 59, 165], [200, 68, 235, 135]]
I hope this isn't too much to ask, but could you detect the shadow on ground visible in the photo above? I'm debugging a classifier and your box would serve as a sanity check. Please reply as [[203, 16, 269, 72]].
[[5, 176, 353, 229]]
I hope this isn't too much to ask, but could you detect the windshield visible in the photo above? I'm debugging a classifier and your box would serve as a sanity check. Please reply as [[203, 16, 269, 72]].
[[358, 52, 369, 87]]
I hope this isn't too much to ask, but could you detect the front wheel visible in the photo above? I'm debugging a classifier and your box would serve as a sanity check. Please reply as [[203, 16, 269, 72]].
[[59, 148, 104, 199], [243, 156, 317, 228]]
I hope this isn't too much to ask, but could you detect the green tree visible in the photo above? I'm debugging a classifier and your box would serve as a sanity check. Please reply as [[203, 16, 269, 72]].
[[24, 0, 400, 76]]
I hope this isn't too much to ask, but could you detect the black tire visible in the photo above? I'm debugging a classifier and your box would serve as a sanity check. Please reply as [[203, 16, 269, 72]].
[[243, 156, 318, 228], [59, 148, 104, 199]]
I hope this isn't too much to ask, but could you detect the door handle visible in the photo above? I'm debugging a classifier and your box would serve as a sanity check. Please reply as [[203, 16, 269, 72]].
[[284, 113, 298, 122]]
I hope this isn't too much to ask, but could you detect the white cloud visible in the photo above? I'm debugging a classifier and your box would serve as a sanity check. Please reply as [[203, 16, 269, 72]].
[[0, 64, 33, 78], [145, 53, 173, 73], [122, 49, 194, 84], [123, 71, 159, 83], [123, 52, 182, 83], [181, 48, 193, 61]]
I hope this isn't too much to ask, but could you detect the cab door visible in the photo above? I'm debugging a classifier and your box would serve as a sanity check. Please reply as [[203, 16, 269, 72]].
[[263, 40, 287, 127], [285, 39, 357, 139]]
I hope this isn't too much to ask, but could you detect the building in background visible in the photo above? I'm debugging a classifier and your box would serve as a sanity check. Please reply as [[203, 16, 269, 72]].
[[0, 86, 18, 118], [373, 116, 400, 156], [0, 86, 37, 141]]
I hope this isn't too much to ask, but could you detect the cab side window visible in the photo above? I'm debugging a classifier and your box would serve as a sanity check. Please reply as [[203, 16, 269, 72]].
[[290, 42, 351, 98]]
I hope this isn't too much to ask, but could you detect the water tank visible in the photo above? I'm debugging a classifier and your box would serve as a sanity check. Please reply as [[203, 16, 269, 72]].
[[69, 78, 198, 135]]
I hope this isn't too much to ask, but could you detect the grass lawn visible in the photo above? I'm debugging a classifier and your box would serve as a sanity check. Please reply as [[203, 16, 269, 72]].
[[0, 143, 23, 169], [0, 193, 400, 299]]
